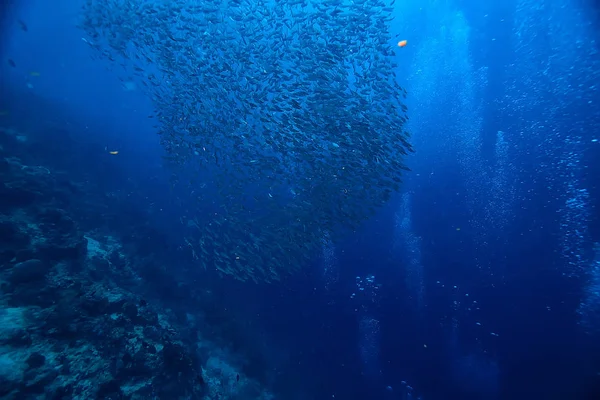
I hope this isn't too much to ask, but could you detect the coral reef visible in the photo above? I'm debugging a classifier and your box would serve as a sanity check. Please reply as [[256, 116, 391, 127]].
[[0, 125, 273, 399]]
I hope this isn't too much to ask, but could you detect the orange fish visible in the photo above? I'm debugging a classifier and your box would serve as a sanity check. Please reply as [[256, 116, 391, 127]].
[[397, 40, 408, 47]]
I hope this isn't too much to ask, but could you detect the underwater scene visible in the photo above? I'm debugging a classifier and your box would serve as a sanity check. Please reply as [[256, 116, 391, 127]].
[[1, 0, 600, 399]]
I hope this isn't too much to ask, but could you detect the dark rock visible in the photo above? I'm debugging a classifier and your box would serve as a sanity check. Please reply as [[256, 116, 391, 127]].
[[96, 379, 123, 399], [26, 352, 46, 369], [0, 375, 17, 398], [89, 257, 111, 281], [9, 283, 56, 308], [137, 309, 159, 327], [0, 184, 40, 208], [108, 251, 126, 269], [51, 384, 73, 400], [37, 208, 73, 229], [105, 297, 127, 315], [0, 221, 19, 243], [38, 234, 87, 263], [162, 342, 194, 374], [118, 350, 152, 379], [42, 309, 79, 340], [122, 352, 133, 365], [1, 328, 31, 346], [14, 248, 35, 262], [0, 222, 30, 265], [142, 326, 161, 341], [81, 296, 110, 316], [122, 302, 138, 320], [20, 369, 58, 394], [8, 259, 50, 284], [58, 354, 70, 375]]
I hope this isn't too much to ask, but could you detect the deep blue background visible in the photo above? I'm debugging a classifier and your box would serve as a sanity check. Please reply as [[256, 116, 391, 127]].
[[2, 0, 600, 399]]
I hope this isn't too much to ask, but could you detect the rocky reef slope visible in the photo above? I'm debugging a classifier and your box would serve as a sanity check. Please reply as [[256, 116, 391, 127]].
[[0, 125, 273, 400]]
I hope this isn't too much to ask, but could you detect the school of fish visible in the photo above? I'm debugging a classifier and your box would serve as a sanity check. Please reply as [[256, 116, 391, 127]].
[[79, 0, 412, 283]]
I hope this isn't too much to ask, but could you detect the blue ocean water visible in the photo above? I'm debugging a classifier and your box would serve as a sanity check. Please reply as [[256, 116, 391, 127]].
[[1, 0, 599, 399]]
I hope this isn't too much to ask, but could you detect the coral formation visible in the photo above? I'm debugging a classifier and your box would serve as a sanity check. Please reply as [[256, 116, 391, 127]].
[[0, 125, 273, 399]]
